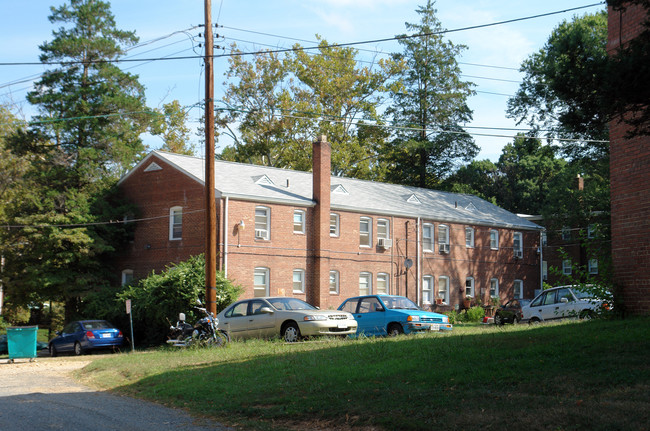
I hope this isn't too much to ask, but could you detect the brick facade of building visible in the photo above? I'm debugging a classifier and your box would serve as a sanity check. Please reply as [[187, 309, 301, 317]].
[[116, 140, 542, 311], [608, 3, 650, 314]]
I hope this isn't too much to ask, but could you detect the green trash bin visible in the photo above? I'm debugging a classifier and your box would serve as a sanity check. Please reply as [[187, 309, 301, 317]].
[[7, 326, 38, 363]]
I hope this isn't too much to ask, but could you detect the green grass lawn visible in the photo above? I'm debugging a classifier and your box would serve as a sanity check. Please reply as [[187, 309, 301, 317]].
[[77, 318, 650, 430]]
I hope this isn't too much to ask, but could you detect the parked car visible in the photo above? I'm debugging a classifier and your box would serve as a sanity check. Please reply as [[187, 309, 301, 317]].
[[216, 297, 358, 342], [337, 294, 453, 336], [493, 299, 531, 325], [0, 333, 48, 355], [521, 285, 608, 323], [49, 320, 124, 356]]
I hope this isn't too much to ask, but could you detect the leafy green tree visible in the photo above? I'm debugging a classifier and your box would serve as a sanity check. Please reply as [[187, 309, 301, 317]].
[[217, 39, 401, 178], [506, 11, 609, 163], [441, 159, 499, 203], [150, 100, 195, 155], [82, 255, 243, 347], [384, 0, 477, 188], [2, 0, 145, 319]]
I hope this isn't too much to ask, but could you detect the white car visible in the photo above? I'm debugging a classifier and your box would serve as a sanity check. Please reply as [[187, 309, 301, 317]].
[[521, 285, 609, 323], [217, 297, 358, 342]]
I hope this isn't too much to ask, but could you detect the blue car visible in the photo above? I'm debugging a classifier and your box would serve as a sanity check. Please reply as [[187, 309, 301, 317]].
[[338, 295, 453, 336], [49, 320, 124, 356]]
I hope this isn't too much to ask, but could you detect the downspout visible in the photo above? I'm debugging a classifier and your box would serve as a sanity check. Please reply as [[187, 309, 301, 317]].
[[539, 229, 544, 293], [416, 217, 421, 306], [223, 196, 229, 277]]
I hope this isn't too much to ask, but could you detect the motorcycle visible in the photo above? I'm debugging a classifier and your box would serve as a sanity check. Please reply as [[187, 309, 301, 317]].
[[166, 302, 230, 347]]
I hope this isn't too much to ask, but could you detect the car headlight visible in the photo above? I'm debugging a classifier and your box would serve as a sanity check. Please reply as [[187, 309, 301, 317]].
[[407, 315, 420, 322], [303, 315, 328, 321], [441, 316, 449, 323]]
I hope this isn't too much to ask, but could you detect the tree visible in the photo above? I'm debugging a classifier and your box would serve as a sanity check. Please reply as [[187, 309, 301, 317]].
[[216, 39, 402, 178], [150, 100, 195, 155], [2, 0, 144, 319], [384, 0, 477, 188], [506, 11, 609, 163]]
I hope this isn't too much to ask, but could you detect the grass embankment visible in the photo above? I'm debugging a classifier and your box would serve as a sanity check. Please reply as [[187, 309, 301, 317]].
[[79, 318, 650, 430]]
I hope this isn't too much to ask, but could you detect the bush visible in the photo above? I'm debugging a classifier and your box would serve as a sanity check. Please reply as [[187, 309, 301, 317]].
[[112, 254, 243, 347], [446, 310, 459, 324], [465, 306, 485, 322]]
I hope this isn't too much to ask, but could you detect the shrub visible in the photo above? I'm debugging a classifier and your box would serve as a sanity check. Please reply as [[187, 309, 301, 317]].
[[465, 306, 485, 322], [446, 310, 459, 324]]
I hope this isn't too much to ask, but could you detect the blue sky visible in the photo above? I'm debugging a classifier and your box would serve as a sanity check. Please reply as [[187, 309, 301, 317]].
[[0, 0, 606, 162]]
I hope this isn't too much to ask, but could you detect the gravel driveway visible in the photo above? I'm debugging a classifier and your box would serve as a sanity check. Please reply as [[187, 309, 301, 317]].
[[0, 355, 233, 431]]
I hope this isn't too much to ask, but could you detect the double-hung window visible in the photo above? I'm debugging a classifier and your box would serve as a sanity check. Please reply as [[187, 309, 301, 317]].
[[422, 275, 434, 304], [490, 229, 499, 250], [254, 267, 270, 297], [330, 213, 340, 237], [513, 232, 523, 258], [293, 210, 305, 234], [438, 276, 449, 304], [438, 225, 450, 253], [588, 259, 598, 274], [293, 269, 305, 293], [329, 270, 340, 294], [255, 206, 270, 240], [422, 223, 434, 252], [563, 259, 572, 275], [465, 277, 474, 297], [377, 219, 390, 245], [514, 280, 523, 299], [169, 206, 182, 240], [376, 273, 389, 294], [359, 217, 372, 247], [490, 278, 499, 298], [465, 227, 474, 248], [359, 272, 372, 295]]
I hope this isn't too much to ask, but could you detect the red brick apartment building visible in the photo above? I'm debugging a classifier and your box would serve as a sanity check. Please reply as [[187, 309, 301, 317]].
[[608, 2, 650, 314], [116, 137, 542, 310]]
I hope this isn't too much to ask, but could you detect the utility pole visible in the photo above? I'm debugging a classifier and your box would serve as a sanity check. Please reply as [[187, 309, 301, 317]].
[[204, 0, 217, 316]]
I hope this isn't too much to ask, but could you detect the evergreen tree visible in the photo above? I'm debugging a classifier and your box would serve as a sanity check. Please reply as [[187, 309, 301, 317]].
[[384, 0, 477, 188]]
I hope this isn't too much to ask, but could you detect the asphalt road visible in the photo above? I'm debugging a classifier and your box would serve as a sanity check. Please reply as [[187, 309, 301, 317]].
[[0, 355, 233, 431]]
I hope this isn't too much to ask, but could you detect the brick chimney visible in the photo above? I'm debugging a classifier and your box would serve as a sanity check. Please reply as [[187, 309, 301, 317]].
[[310, 135, 331, 307]]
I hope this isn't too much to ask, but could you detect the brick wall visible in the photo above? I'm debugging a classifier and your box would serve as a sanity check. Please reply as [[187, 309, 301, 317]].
[[608, 3, 650, 314]]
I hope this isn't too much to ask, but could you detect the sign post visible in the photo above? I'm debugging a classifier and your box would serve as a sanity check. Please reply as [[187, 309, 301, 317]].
[[126, 299, 135, 352]]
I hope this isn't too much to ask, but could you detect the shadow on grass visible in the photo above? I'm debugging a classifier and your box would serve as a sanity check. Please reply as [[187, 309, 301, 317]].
[[96, 318, 650, 431]]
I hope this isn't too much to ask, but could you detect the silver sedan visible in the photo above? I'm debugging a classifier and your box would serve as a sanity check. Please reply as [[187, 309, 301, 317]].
[[217, 297, 358, 342]]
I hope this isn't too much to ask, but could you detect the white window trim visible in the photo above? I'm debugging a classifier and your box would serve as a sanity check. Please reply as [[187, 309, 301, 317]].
[[423, 223, 434, 252], [121, 269, 134, 286], [376, 272, 389, 295], [359, 272, 372, 295], [293, 269, 305, 293], [438, 275, 450, 304], [330, 213, 340, 237], [377, 219, 390, 240], [254, 267, 270, 297], [588, 258, 598, 274], [562, 259, 573, 275], [514, 279, 523, 299], [513, 232, 523, 258], [490, 278, 499, 298], [255, 206, 270, 240], [465, 227, 474, 248], [360, 217, 372, 248], [329, 270, 340, 294], [490, 229, 499, 250], [438, 224, 450, 253], [169, 206, 182, 241], [293, 209, 305, 234], [465, 277, 475, 297], [422, 275, 434, 305]]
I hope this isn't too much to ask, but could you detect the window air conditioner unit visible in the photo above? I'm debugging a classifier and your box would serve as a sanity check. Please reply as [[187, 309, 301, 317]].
[[439, 243, 450, 254], [254, 229, 266, 239], [378, 238, 392, 249]]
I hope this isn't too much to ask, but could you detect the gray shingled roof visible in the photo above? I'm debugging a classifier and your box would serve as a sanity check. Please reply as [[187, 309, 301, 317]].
[[121, 151, 542, 231]]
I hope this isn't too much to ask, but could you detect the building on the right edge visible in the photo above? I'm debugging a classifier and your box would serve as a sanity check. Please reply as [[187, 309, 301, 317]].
[[607, 1, 650, 314]]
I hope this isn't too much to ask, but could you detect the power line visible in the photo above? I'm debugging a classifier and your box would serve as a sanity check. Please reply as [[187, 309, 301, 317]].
[[0, 3, 604, 67]]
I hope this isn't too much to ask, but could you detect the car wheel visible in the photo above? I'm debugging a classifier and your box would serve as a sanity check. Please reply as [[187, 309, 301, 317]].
[[387, 323, 404, 336], [494, 313, 504, 326], [282, 322, 301, 342], [73, 341, 83, 356], [49, 344, 57, 357], [529, 317, 541, 325]]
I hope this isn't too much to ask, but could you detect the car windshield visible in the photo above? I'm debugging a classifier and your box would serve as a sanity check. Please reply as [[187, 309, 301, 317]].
[[379, 296, 420, 310], [267, 297, 316, 311], [82, 321, 113, 330]]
